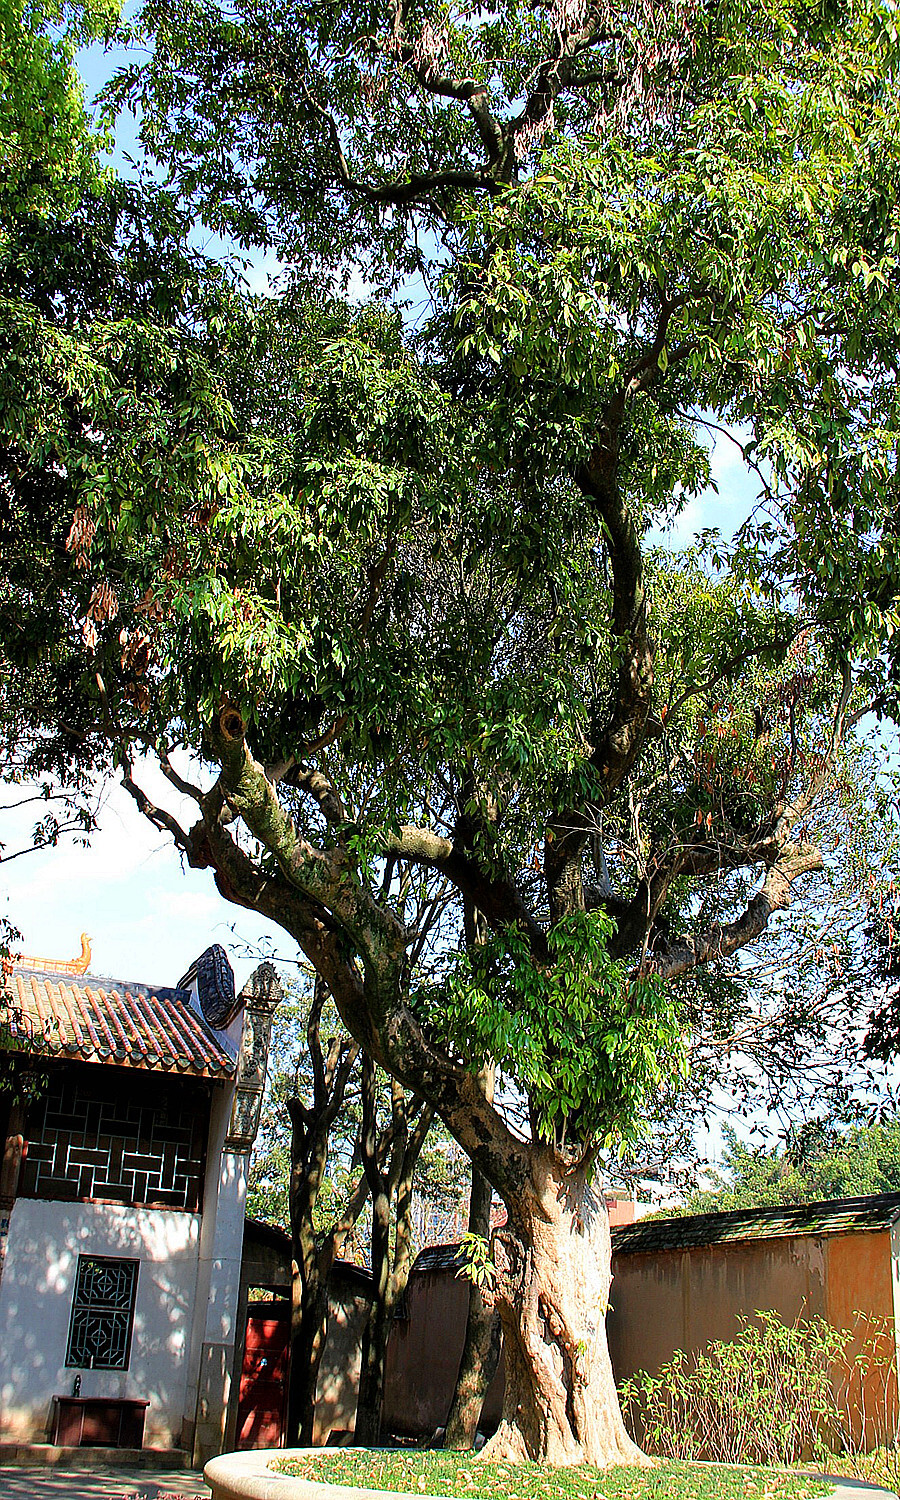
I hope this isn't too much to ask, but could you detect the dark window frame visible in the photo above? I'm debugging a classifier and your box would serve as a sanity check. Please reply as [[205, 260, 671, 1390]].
[[65, 1254, 139, 1371]]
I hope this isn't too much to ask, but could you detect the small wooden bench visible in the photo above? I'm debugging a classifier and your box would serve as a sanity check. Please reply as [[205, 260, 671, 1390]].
[[50, 1395, 149, 1448]]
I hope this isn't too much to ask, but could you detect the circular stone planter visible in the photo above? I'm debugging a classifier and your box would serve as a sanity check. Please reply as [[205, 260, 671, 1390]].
[[204, 1449, 433, 1500], [204, 1448, 900, 1500]]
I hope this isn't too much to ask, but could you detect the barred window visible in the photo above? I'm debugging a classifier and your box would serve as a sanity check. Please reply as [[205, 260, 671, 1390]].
[[66, 1256, 139, 1370]]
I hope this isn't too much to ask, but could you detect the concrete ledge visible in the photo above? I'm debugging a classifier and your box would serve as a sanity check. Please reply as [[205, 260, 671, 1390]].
[[813, 1480, 898, 1500], [204, 1450, 433, 1500], [0, 1444, 193, 1469], [204, 1449, 900, 1500]]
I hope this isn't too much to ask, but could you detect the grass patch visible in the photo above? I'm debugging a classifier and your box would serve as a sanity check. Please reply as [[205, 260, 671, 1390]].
[[272, 1450, 832, 1500]]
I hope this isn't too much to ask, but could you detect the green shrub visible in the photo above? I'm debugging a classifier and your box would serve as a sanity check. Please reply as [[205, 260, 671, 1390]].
[[619, 1309, 900, 1470]]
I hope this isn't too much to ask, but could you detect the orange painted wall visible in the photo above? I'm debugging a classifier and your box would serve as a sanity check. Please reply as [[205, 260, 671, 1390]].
[[607, 1229, 900, 1453], [824, 1231, 898, 1445], [608, 1234, 827, 1385]]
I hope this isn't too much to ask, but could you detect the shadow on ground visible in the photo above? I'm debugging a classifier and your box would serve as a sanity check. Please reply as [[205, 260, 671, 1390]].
[[0, 1468, 210, 1499]]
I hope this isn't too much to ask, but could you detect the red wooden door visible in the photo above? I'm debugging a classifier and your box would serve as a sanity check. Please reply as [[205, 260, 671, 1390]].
[[236, 1302, 290, 1449]]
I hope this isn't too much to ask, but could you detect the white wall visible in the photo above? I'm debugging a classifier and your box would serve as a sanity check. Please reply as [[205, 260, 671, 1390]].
[[188, 1083, 247, 1464], [0, 1199, 201, 1446]]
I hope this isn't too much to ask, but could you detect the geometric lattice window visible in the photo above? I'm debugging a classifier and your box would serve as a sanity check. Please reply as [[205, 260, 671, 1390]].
[[20, 1068, 208, 1212], [65, 1256, 139, 1370]]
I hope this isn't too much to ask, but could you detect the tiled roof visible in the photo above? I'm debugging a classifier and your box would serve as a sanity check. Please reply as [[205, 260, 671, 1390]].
[[611, 1192, 900, 1255], [412, 1242, 467, 1273], [1, 966, 238, 1078]]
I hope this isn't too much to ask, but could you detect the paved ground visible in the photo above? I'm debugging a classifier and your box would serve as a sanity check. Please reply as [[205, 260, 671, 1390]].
[[818, 1483, 899, 1500], [0, 1468, 210, 1499]]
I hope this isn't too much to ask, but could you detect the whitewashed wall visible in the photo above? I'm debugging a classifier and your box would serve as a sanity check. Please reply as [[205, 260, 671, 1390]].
[[0, 1200, 202, 1446]]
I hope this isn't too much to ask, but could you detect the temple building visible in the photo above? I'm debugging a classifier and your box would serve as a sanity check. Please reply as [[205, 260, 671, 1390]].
[[0, 938, 280, 1465]]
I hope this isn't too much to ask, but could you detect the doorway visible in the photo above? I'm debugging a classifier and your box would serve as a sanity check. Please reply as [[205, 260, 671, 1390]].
[[236, 1300, 290, 1449]]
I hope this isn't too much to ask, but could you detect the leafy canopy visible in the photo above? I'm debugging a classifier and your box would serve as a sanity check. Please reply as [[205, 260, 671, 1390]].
[[6, 0, 900, 1168], [428, 913, 682, 1146]]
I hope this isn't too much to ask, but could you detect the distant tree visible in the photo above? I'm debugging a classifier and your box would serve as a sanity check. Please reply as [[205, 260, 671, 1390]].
[[247, 981, 361, 1237], [247, 967, 468, 1444], [281, 979, 363, 1448], [676, 1119, 900, 1214]]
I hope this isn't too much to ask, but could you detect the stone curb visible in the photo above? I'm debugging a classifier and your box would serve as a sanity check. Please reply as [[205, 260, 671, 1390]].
[[0, 1447, 193, 1470], [813, 1480, 898, 1500], [203, 1450, 900, 1500], [204, 1450, 409, 1500]]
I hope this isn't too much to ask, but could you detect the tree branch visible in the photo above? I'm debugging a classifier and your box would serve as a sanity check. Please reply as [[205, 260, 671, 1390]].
[[174, 716, 531, 1195], [290, 765, 347, 827], [648, 841, 825, 980], [121, 768, 193, 856], [384, 822, 549, 960]]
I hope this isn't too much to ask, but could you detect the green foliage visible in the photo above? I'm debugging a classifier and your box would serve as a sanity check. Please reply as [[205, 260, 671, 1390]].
[[428, 911, 683, 1145], [679, 1121, 900, 1214], [620, 1310, 899, 1469], [0, 0, 115, 232], [88, 0, 900, 800], [0, 0, 245, 823], [456, 1232, 498, 1293]]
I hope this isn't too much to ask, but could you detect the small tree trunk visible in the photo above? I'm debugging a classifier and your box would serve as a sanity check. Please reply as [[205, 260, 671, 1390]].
[[445, 1167, 501, 1448], [356, 1067, 435, 1446], [287, 1267, 330, 1446], [282, 981, 361, 1448], [289, 1176, 370, 1446], [482, 1145, 649, 1468], [355, 1188, 391, 1444]]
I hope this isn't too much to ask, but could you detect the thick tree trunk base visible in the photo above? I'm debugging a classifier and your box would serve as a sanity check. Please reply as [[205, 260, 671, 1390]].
[[479, 1149, 651, 1470], [481, 1417, 651, 1468]]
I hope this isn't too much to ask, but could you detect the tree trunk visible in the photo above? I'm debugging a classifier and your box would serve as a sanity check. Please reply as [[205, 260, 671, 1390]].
[[287, 1267, 330, 1445], [355, 1188, 391, 1444], [282, 981, 361, 1447], [355, 1068, 435, 1446], [445, 1166, 501, 1449], [287, 1176, 369, 1446], [482, 1146, 649, 1468]]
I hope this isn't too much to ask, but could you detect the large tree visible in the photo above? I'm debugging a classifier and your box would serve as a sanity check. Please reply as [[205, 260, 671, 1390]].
[[9, 0, 900, 1467]]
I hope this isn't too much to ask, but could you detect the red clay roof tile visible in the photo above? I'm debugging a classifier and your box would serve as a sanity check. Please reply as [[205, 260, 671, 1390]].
[[1, 967, 237, 1078]]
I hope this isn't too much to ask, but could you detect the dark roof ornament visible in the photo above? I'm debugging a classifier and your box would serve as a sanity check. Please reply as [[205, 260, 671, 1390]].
[[178, 944, 241, 1030]]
